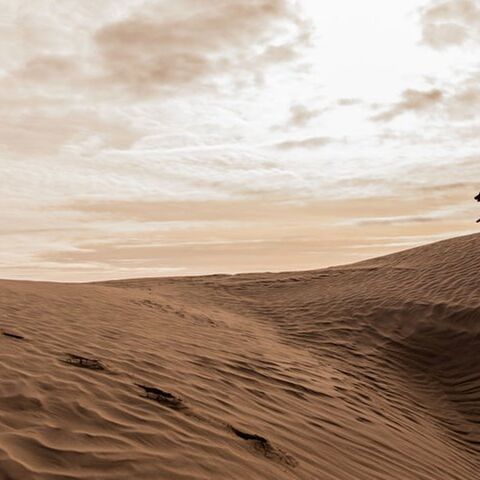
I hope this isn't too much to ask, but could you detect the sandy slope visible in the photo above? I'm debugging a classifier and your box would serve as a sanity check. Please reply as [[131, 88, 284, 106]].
[[0, 233, 479, 480]]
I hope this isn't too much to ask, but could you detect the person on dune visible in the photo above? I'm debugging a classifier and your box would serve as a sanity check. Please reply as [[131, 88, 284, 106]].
[[476, 192, 480, 223]]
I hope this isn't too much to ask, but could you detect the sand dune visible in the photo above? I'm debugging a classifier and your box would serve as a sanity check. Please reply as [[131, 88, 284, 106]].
[[0, 233, 479, 479]]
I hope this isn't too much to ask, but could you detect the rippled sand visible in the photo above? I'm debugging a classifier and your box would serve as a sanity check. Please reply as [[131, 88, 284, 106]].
[[0, 233, 479, 479]]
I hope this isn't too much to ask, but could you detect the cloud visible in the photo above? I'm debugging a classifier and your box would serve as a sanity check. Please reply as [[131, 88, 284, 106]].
[[352, 214, 443, 226], [421, 0, 480, 49], [276, 99, 357, 131], [12, 55, 81, 83], [3, 0, 311, 100], [372, 88, 443, 122], [274, 136, 333, 149], [286, 103, 321, 127], [0, 110, 139, 157], [372, 75, 480, 123], [444, 77, 480, 120], [337, 98, 361, 107], [92, 0, 311, 95]]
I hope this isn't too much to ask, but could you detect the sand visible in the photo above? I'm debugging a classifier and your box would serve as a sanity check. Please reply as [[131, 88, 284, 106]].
[[0, 232, 479, 480]]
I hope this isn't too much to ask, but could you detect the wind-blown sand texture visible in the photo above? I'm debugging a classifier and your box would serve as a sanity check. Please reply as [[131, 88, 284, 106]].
[[0, 233, 479, 480]]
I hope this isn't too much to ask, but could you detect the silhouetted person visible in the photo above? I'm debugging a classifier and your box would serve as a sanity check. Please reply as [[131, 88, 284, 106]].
[[476, 192, 480, 223]]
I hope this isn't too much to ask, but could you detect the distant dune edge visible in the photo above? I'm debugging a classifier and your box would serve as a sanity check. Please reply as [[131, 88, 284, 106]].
[[0, 233, 479, 479]]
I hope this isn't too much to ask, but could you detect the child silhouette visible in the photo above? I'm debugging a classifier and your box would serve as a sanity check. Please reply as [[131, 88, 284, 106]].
[[476, 192, 480, 223]]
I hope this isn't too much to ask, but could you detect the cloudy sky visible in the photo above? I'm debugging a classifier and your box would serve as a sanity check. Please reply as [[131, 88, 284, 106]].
[[1, 0, 479, 281]]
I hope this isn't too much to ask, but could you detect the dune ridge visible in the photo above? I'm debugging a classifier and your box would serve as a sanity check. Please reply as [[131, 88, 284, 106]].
[[0, 233, 479, 479]]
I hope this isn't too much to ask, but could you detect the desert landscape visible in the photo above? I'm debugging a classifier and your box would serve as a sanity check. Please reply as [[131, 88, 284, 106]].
[[1, 232, 479, 480], [2, 1, 480, 479]]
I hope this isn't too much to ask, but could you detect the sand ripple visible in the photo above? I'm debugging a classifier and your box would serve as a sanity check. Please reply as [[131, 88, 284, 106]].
[[0, 233, 479, 479]]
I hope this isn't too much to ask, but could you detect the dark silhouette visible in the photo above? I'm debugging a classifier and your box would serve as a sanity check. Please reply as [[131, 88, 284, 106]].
[[476, 192, 480, 223]]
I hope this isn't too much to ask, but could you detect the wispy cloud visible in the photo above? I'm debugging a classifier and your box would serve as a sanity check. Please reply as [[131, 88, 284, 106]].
[[91, 0, 311, 96], [0, 109, 138, 157], [3, 1, 311, 101], [337, 98, 361, 107], [285, 103, 322, 127], [274, 136, 333, 149], [420, 0, 480, 49], [372, 79, 480, 122], [372, 88, 443, 122]]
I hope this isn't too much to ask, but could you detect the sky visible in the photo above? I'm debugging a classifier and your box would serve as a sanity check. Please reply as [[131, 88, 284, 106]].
[[1, 0, 479, 281]]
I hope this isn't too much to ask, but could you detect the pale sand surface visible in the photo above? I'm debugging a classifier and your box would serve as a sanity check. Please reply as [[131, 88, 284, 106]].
[[0, 233, 479, 479]]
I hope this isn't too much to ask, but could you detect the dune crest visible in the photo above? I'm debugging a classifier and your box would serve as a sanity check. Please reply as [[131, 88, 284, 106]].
[[1, 233, 479, 479]]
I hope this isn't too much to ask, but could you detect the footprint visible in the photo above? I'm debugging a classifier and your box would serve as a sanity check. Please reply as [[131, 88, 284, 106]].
[[229, 425, 297, 467], [135, 383, 185, 410], [2, 331, 25, 340], [64, 354, 106, 371]]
